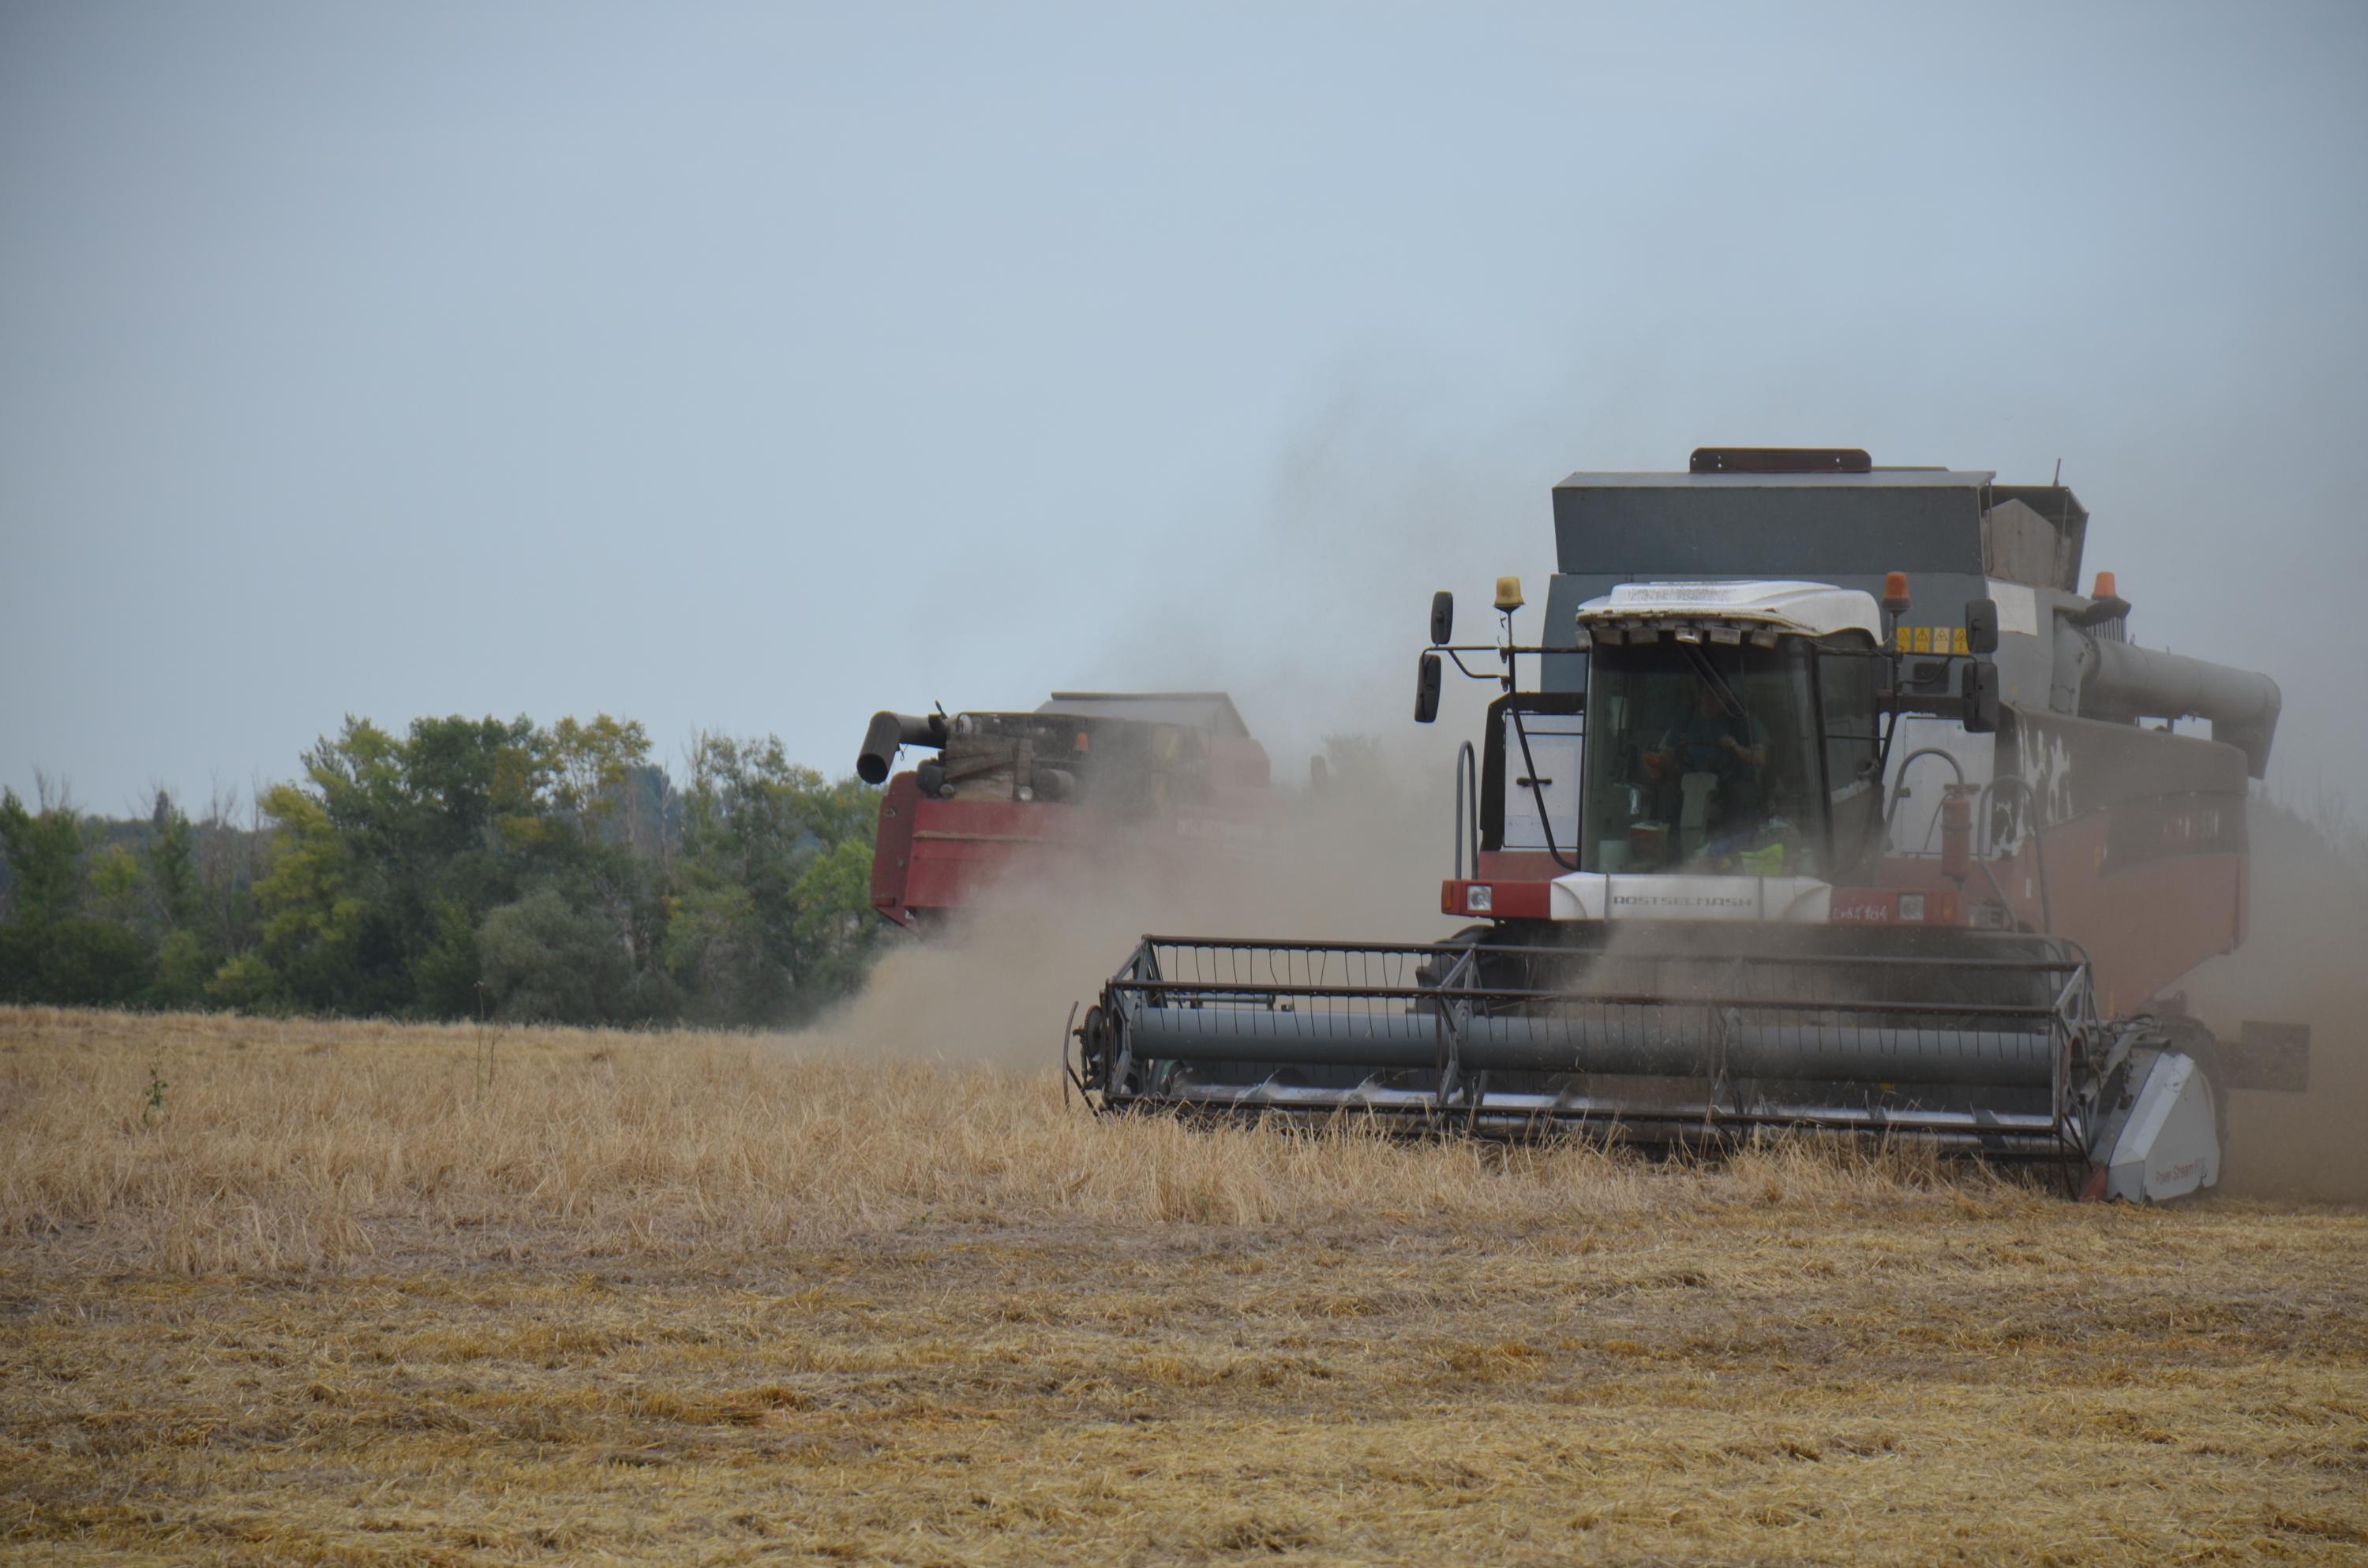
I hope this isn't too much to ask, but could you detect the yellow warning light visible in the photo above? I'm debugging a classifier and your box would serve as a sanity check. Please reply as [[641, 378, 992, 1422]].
[[1494, 575, 1525, 612]]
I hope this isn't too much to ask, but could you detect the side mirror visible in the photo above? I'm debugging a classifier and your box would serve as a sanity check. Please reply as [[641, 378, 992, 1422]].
[[1960, 661, 2001, 734], [1965, 597, 2000, 657], [1414, 651, 1443, 724], [1429, 590, 1454, 646]]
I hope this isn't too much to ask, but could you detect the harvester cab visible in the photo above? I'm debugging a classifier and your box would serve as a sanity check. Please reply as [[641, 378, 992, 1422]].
[[1071, 447, 2308, 1201]]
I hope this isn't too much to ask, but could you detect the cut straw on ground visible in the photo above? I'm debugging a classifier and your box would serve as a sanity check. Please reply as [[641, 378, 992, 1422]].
[[2, 1006, 2362, 1566]]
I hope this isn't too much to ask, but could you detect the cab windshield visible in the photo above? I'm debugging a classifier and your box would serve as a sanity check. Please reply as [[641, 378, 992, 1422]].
[[1578, 638, 1825, 876]]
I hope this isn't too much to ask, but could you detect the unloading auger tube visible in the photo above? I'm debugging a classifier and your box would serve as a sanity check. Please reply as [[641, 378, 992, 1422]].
[[1069, 933, 2167, 1160]]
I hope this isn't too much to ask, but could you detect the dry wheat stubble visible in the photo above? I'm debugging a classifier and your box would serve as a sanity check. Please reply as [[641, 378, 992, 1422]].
[[1, 1005, 2363, 1566]]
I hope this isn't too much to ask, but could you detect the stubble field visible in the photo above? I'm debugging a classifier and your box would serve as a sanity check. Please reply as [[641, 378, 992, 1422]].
[[2, 1005, 2363, 1566]]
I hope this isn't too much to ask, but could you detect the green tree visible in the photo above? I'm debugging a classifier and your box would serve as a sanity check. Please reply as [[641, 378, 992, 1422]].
[[547, 715, 652, 845], [408, 898, 483, 1019], [478, 887, 637, 1024], [0, 788, 84, 926], [193, 788, 264, 965], [239, 712, 676, 1020], [669, 734, 882, 1024], [205, 952, 278, 1012], [86, 844, 143, 926], [0, 789, 154, 1005], [6, 713, 884, 1025], [660, 881, 770, 1024], [787, 835, 882, 1002], [8, 920, 153, 1006], [540, 714, 665, 989], [152, 929, 212, 1009], [147, 792, 201, 932], [249, 782, 369, 1012], [246, 716, 535, 1016]]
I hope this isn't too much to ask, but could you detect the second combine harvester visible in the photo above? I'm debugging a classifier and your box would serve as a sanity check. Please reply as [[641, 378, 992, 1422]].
[[1070, 447, 2309, 1200]]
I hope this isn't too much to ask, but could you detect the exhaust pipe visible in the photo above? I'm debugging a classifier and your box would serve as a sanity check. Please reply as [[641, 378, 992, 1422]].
[[856, 711, 947, 784]]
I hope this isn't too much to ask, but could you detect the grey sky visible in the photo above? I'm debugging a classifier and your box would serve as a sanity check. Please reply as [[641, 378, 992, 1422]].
[[5, 2, 2365, 817]]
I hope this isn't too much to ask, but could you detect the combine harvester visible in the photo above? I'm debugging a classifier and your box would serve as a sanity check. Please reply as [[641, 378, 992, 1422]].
[[1070, 448, 2309, 1200], [857, 692, 1271, 929]]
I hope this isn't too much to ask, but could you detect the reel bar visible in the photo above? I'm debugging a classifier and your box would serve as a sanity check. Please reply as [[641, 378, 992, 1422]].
[[1141, 1080, 2072, 1132], [1120, 1005, 2055, 1087], [1110, 979, 2063, 1021], [1135, 936, 2086, 973]]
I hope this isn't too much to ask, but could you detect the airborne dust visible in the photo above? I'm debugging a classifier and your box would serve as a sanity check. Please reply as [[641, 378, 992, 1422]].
[[803, 740, 1460, 1073], [804, 740, 2366, 1203], [2190, 801, 2368, 1200]]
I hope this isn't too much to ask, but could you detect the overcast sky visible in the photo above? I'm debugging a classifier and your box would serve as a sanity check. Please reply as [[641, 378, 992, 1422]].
[[5, 1, 2365, 818]]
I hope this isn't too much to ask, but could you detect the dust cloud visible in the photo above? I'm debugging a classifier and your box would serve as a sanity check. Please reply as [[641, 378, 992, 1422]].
[[797, 393, 1538, 1070], [802, 769, 2368, 1211], [2186, 800, 2368, 1202], [797, 747, 1467, 1070]]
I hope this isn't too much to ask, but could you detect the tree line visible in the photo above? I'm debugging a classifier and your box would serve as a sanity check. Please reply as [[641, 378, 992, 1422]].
[[0, 715, 889, 1027]]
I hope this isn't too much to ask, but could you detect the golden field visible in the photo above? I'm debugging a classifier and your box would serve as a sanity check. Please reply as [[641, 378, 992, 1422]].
[[2, 1005, 2364, 1566]]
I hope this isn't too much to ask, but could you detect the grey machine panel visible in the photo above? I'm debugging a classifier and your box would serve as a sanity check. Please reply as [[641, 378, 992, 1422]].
[[1538, 467, 2050, 694]]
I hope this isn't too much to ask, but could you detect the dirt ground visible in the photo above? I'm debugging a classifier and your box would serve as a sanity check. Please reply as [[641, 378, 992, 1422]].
[[2, 1009, 2364, 1566]]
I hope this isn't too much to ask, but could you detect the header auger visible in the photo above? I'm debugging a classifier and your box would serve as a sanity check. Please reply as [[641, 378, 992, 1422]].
[[1070, 448, 2306, 1200]]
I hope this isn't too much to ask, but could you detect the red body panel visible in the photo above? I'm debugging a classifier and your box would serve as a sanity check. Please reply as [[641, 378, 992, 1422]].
[[871, 791, 1108, 926], [1475, 849, 1567, 882], [1979, 815, 2244, 1015], [1829, 885, 1965, 926], [1451, 799, 2244, 1012], [869, 740, 1272, 926], [869, 772, 924, 923], [1438, 878, 1553, 920]]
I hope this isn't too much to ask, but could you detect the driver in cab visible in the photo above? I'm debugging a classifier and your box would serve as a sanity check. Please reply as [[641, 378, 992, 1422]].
[[1643, 679, 1767, 836]]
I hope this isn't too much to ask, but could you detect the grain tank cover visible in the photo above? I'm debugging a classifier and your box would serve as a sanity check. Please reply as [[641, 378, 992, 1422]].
[[1035, 691, 1252, 737], [1553, 467, 1996, 579], [1542, 463, 2093, 679]]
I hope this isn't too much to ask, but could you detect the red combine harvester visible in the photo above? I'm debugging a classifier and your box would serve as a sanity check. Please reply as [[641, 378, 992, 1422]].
[[856, 692, 1272, 930], [1071, 449, 2311, 1201]]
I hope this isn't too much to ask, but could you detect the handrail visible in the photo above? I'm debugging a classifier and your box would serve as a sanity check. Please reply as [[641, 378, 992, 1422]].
[[1883, 747, 1969, 851], [1452, 740, 1480, 879]]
